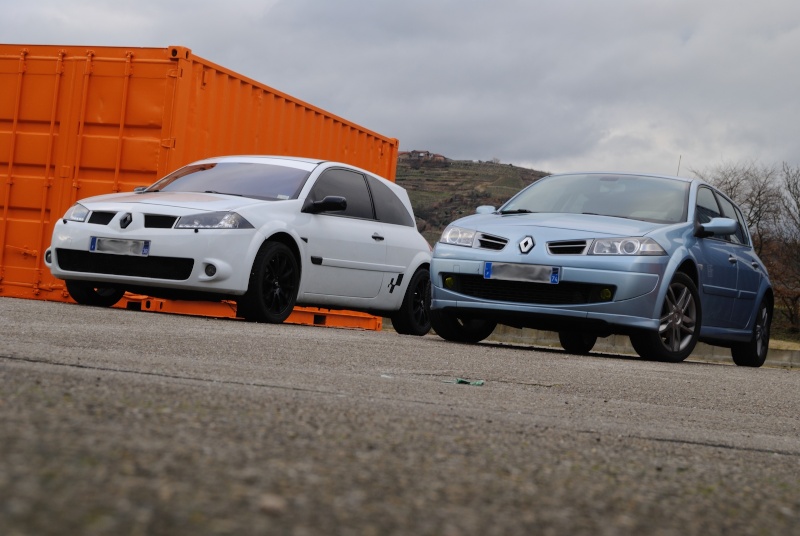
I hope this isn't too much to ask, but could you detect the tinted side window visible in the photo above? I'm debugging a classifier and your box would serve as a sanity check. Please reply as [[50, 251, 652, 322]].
[[695, 187, 721, 225], [309, 169, 374, 219], [715, 193, 748, 245], [367, 176, 414, 227]]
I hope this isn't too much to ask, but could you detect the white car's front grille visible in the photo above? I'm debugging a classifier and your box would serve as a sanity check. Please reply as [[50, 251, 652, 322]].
[[85, 211, 179, 229]]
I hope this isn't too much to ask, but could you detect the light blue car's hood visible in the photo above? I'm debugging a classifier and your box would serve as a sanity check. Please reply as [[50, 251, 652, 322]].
[[455, 212, 665, 238]]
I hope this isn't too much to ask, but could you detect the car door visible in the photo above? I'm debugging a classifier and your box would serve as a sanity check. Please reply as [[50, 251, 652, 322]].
[[693, 186, 739, 328], [301, 168, 386, 298], [365, 175, 422, 300], [714, 193, 762, 328]]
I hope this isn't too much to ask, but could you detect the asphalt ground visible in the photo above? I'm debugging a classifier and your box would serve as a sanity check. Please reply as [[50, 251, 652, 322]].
[[1, 297, 799, 536]]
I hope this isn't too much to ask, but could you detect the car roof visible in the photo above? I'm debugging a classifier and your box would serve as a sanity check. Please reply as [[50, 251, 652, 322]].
[[192, 155, 325, 168], [188, 155, 396, 182], [545, 171, 696, 184]]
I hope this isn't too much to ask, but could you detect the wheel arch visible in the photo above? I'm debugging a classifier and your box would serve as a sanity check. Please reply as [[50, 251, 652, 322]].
[[675, 258, 699, 285], [261, 231, 302, 278]]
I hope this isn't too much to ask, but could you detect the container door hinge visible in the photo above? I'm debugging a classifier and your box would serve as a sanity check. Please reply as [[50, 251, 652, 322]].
[[161, 138, 176, 148]]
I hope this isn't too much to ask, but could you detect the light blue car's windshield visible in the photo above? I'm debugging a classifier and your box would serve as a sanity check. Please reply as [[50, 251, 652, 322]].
[[145, 163, 312, 201], [500, 173, 690, 224]]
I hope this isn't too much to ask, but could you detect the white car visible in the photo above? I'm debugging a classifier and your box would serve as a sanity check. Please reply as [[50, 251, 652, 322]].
[[45, 156, 432, 335]]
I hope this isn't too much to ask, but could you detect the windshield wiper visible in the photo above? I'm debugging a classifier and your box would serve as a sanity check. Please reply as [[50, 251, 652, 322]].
[[204, 190, 244, 197], [499, 209, 534, 214]]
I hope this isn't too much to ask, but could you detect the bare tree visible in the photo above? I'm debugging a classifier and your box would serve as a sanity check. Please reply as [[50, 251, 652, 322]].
[[691, 160, 782, 255], [772, 163, 800, 330], [782, 162, 800, 240]]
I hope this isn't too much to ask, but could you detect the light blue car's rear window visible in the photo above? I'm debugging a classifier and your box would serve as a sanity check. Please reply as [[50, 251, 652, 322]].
[[501, 173, 689, 224]]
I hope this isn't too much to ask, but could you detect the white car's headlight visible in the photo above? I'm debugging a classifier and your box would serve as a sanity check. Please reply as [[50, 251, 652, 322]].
[[63, 203, 90, 222], [440, 225, 476, 247], [589, 237, 665, 255], [176, 211, 254, 229]]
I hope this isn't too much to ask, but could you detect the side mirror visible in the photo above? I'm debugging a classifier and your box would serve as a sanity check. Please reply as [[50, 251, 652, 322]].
[[695, 217, 738, 238], [476, 205, 496, 214], [302, 195, 347, 214]]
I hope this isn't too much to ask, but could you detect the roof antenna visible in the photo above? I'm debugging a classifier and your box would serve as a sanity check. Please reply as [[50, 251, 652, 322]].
[[676, 155, 682, 176]]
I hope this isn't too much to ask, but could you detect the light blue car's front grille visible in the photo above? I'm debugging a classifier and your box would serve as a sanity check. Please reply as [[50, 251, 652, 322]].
[[547, 240, 590, 255], [442, 273, 615, 305], [476, 233, 508, 250]]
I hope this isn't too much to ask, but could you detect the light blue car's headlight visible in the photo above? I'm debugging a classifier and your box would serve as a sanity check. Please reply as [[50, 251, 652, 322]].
[[440, 225, 476, 247], [590, 237, 665, 255], [63, 203, 90, 222], [176, 211, 254, 229]]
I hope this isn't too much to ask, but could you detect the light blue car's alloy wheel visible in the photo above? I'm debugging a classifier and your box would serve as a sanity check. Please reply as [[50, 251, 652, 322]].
[[630, 272, 700, 363], [558, 331, 598, 355], [430, 309, 497, 343], [731, 299, 772, 367]]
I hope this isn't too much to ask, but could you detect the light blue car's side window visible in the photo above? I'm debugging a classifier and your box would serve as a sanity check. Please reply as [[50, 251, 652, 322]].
[[715, 194, 749, 245], [695, 187, 721, 225]]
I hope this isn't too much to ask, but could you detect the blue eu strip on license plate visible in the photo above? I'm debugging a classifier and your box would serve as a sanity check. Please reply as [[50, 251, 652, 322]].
[[550, 267, 560, 284], [484, 262, 493, 279]]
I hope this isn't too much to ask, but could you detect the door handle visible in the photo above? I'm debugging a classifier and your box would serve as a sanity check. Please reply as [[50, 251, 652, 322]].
[[372, 233, 385, 241], [751, 262, 760, 270], [728, 255, 737, 264]]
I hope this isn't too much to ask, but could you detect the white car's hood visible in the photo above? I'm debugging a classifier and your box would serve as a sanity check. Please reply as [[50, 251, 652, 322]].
[[78, 191, 266, 212]]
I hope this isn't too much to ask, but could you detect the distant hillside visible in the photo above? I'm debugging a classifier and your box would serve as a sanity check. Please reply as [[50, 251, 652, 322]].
[[395, 151, 549, 243]]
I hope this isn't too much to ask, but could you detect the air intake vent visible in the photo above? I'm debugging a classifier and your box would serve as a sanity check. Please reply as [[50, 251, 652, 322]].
[[547, 240, 590, 255], [477, 233, 508, 250], [145, 214, 179, 228], [87, 211, 116, 225]]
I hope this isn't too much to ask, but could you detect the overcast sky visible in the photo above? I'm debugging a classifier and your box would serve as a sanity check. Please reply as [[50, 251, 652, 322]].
[[4, 0, 799, 176]]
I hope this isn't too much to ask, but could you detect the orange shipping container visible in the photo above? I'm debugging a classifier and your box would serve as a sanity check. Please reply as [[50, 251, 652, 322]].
[[0, 44, 398, 329]]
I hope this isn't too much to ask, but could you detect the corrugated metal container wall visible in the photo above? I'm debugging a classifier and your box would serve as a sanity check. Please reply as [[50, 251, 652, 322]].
[[0, 44, 398, 329]]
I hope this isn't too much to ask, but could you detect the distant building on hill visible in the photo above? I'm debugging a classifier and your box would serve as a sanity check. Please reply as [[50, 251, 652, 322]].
[[399, 150, 450, 169]]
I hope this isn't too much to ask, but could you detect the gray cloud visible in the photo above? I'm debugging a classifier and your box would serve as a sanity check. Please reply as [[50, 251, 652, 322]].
[[3, 0, 799, 176]]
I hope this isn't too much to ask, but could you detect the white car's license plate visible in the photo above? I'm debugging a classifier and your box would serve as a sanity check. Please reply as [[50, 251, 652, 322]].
[[90, 237, 150, 257], [483, 262, 560, 284]]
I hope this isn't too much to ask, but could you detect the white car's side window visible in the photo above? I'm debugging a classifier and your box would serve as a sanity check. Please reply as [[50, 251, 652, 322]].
[[310, 169, 374, 219], [366, 176, 415, 227]]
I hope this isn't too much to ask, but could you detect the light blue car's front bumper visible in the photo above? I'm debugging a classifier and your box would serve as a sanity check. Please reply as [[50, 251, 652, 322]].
[[430, 247, 672, 335]]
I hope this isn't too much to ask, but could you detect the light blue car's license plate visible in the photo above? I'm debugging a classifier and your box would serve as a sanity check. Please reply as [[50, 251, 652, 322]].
[[484, 262, 559, 284], [90, 237, 150, 256]]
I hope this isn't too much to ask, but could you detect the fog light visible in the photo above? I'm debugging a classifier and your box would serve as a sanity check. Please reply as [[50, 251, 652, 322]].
[[600, 288, 612, 301], [205, 264, 217, 277], [444, 276, 455, 289], [45, 250, 52, 263]]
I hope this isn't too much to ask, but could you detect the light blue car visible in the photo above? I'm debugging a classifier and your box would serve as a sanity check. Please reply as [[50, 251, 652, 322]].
[[430, 172, 773, 366]]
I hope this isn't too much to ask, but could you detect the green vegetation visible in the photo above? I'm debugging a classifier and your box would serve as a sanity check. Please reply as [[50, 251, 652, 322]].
[[396, 157, 547, 244]]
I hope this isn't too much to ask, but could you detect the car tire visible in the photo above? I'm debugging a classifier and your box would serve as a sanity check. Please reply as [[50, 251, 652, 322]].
[[65, 280, 126, 307], [237, 241, 299, 323], [629, 272, 700, 363], [558, 331, 598, 355], [390, 268, 431, 336], [730, 298, 771, 367], [430, 309, 497, 343]]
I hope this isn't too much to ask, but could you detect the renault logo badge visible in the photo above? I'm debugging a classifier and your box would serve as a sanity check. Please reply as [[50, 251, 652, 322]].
[[120, 213, 133, 229], [519, 236, 534, 253]]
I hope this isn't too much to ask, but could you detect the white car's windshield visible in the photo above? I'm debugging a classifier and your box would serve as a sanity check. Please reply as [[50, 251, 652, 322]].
[[500, 173, 690, 224], [146, 163, 312, 200]]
